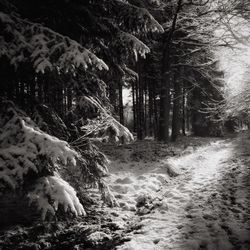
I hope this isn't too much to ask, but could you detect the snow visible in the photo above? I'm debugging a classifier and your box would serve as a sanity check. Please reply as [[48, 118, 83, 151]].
[[77, 96, 134, 144], [28, 174, 86, 220], [102, 135, 250, 250], [87, 231, 112, 242], [0, 111, 78, 189], [0, 11, 108, 73], [0, 101, 85, 219], [0, 12, 14, 23], [117, 32, 150, 61]]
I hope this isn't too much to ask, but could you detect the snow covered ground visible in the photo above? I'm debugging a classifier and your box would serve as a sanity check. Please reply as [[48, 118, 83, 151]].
[[103, 135, 250, 250]]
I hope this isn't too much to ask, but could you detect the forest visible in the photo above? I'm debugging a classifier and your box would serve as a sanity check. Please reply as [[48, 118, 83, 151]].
[[0, 0, 250, 249]]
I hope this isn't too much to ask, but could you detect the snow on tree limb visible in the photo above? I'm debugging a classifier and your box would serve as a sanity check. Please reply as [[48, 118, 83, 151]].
[[72, 96, 134, 144], [110, 0, 164, 33], [28, 174, 86, 220], [116, 31, 150, 61], [0, 12, 109, 73], [0, 100, 88, 219], [0, 101, 79, 190]]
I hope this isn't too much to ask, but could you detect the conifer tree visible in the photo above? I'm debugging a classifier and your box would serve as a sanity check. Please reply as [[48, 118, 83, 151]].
[[0, 0, 162, 222]]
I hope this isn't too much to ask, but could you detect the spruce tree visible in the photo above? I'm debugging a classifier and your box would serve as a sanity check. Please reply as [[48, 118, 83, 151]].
[[0, 0, 162, 222]]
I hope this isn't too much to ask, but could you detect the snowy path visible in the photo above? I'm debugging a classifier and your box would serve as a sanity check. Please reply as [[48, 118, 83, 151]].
[[105, 137, 250, 250]]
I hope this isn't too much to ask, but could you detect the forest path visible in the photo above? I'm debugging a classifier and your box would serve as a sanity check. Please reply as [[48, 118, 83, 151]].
[[104, 135, 250, 250]]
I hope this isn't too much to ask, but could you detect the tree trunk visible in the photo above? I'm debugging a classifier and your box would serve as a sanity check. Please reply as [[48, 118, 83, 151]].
[[144, 81, 148, 137], [148, 82, 153, 137], [158, 0, 183, 142], [132, 80, 137, 132], [171, 74, 181, 141], [67, 87, 72, 111], [137, 59, 145, 140], [153, 86, 158, 139], [182, 83, 186, 136], [118, 78, 124, 125], [158, 73, 171, 141]]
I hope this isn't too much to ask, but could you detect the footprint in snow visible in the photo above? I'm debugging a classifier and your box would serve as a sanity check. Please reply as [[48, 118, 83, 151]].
[[112, 185, 130, 194], [137, 175, 147, 180], [115, 177, 134, 184]]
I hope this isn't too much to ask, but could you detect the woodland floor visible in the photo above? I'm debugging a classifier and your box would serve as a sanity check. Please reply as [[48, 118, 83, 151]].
[[104, 133, 250, 250], [1, 133, 250, 250]]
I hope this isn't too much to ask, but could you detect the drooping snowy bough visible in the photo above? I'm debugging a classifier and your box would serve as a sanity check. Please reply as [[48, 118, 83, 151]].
[[0, 101, 86, 220], [72, 96, 134, 144]]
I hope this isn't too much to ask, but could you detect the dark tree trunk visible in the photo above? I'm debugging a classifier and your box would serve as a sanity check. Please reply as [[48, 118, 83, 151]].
[[67, 87, 72, 111], [158, 74, 171, 141], [20, 81, 25, 108], [137, 59, 145, 140], [118, 78, 124, 125], [171, 74, 181, 141], [158, 0, 183, 142], [182, 83, 186, 136], [148, 82, 153, 136], [144, 81, 148, 136], [108, 81, 118, 113], [135, 75, 140, 136], [153, 86, 158, 139], [132, 80, 137, 132]]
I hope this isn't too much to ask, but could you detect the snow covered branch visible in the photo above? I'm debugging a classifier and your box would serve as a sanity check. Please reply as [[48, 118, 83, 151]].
[[172, 59, 218, 68], [28, 174, 86, 220], [71, 96, 134, 144], [110, 0, 164, 33], [0, 100, 87, 219], [0, 12, 108, 73], [115, 31, 150, 61]]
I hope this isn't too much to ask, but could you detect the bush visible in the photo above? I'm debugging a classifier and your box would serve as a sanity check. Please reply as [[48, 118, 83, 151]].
[[0, 100, 118, 221]]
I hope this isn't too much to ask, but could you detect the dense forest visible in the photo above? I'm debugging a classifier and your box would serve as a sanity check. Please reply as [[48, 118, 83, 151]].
[[0, 0, 250, 249]]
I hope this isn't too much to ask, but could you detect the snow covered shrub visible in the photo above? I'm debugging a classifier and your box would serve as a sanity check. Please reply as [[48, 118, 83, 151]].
[[31, 103, 115, 201], [0, 100, 85, 219], [0, 99, 120, 223]]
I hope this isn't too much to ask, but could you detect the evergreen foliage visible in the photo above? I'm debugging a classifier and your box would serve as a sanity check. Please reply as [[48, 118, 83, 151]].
[[0, 0, 161, 222]]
